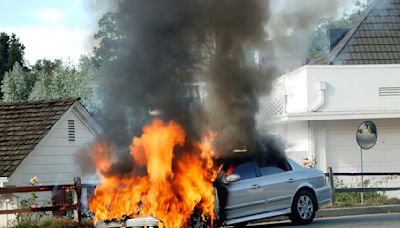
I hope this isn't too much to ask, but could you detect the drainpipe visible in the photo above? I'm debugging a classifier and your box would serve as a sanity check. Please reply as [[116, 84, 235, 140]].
[[308, 81, 327, 112]]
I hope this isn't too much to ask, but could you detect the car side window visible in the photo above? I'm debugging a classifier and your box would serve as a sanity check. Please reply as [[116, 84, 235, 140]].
[[260, 166, 285, 176], [231, 161, 257, 180], [277, 159, 293, 171]]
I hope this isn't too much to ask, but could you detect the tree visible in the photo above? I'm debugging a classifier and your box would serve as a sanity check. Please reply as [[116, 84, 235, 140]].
[[308, 0, 373, 59], [1, 63, 32, 101], [29, 56, 98, 109], [0, 32, 25, 98], [92, 12, 127, 66], [31, 59, 62, 76]]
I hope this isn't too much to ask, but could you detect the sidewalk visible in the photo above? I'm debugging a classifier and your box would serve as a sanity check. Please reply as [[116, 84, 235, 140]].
[[317, 204, 400, 218]]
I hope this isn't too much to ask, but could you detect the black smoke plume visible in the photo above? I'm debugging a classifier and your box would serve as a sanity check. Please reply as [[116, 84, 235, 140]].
[[95, 0, 273, 156], [79, 0, 353, 175]]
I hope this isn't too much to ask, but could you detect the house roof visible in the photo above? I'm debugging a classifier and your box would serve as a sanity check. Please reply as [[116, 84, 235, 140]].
[[0, 97, 79, 177], [312, 0, 400, 65]]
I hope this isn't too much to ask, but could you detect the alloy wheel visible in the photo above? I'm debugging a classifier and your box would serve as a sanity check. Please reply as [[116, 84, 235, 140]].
[[297, 195, 314, 220]]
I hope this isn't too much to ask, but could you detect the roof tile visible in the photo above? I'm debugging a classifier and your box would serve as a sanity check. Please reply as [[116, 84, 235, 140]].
[[312, 0, 400, 65]]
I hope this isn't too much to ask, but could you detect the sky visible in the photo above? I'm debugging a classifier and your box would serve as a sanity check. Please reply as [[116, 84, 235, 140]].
[[0, 0, 108, 65], [0, 1, 358, 66]]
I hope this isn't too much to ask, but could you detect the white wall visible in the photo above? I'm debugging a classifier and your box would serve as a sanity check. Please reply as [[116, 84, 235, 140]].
[[284, 121, 310, 163], [282, 67, 308, 113], [278, 65, 400, 113]]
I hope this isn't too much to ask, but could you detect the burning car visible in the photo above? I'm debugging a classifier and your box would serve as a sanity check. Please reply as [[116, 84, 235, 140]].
[[213, 157, 331, 226], [87, 119, 330, 227]]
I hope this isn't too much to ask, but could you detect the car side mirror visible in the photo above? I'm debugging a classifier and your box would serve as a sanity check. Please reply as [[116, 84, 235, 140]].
[[225, 174, 240, 183]]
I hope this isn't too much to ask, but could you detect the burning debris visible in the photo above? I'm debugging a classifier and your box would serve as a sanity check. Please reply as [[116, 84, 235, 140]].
[[96, 216, 161, 228], [79, 0, 353, 227]]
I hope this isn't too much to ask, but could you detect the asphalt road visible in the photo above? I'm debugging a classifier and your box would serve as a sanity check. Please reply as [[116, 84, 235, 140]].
[[248, 213, 400, 227]]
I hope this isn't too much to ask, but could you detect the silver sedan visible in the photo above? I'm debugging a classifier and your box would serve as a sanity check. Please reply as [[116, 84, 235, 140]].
[[213, 158, 331, 226]]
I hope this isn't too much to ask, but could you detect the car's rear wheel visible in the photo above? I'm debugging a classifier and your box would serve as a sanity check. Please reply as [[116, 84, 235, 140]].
[[289, 189, 316, 225]]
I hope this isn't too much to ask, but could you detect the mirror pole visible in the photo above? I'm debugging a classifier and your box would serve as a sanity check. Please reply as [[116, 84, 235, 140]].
[[360, 147, 364, 204]]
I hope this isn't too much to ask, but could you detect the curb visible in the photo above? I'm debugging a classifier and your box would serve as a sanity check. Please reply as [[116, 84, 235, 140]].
[[317, 205, 400, 218], [252, 205, 400, 224]]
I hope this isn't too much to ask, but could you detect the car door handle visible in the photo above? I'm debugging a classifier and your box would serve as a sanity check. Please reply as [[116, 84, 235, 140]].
[[287, 178, 295, 183], [251, 184, 260, 189]]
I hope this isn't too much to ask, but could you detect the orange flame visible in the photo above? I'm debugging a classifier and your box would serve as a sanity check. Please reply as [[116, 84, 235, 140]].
[[89, 119, 218, 227], [225, 165, 234, 176]]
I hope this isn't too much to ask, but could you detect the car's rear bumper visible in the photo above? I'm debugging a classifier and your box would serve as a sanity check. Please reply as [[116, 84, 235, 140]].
[[315, 185, 331, 208]]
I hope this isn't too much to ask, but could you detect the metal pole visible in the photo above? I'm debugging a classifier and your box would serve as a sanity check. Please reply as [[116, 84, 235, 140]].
[[5, 199, 8, 228], [328, 167, 335, 205], [360, 147, 364, 204]]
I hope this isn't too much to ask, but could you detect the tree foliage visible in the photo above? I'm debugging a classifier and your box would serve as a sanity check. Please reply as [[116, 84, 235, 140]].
[[93, 12, 127, 66], [31, 59, 62, 76], [0, 32, 25, 98], [29, 56, 98, 109], [1, 63, 33, 101]]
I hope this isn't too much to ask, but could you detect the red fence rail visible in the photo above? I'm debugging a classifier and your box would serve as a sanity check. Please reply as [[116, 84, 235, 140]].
[[0, 177, 97, 223]]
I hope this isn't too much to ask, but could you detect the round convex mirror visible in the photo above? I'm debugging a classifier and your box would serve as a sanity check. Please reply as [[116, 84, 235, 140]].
[[356, 121, 377, 150]]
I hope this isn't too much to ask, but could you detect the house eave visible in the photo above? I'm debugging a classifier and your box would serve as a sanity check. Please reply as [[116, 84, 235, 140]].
[[72, 102, 104, 136], [271, 110, 400, 123]]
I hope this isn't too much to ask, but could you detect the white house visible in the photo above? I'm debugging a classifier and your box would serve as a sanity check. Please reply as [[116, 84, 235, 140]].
[[0, 97, 102, 226], [268, 65, 400, 175], [264, 0, 400, 194], [266, 65, 400, 196]]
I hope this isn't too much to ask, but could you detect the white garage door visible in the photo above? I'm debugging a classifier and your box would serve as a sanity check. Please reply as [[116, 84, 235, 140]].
[[326, 127, 400, 173], [325, 124, 400, 196]]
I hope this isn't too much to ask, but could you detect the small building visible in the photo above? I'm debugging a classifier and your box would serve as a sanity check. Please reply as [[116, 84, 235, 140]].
[[0, 97, 102, 226]]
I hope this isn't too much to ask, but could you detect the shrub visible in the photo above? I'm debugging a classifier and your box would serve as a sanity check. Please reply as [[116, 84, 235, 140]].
[[12, 218, 93, 228], [333, 179, 400, 207]]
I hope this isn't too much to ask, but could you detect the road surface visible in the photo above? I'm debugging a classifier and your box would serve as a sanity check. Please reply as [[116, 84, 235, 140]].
[[248, 213, 400, 227]]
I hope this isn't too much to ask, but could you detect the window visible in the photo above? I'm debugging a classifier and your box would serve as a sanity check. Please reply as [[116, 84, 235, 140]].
[[260, 166, 285, 176], [259, 159, 293, 171], [277, 159, 293, 171], [231, 161, 257, 180], [258, 158, 293, 176]]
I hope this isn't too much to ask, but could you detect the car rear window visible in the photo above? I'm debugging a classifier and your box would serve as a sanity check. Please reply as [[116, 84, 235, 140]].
[[231, 161, 257, 180]]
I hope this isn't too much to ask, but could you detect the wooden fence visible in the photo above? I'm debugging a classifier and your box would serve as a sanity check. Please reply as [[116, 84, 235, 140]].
[[326, 167, 400, 205], [0, 177, 96, 223]]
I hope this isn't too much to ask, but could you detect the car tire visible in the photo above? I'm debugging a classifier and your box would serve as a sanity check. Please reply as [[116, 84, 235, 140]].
[[289, 189, 316, 225]]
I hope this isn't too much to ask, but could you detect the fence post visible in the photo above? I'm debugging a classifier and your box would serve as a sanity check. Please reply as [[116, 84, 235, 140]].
[[328, 167, 335, 205], [73, 177, 82, 223]]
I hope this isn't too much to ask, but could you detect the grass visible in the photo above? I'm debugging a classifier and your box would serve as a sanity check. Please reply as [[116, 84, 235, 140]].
[[324, 179, 400, 208]]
